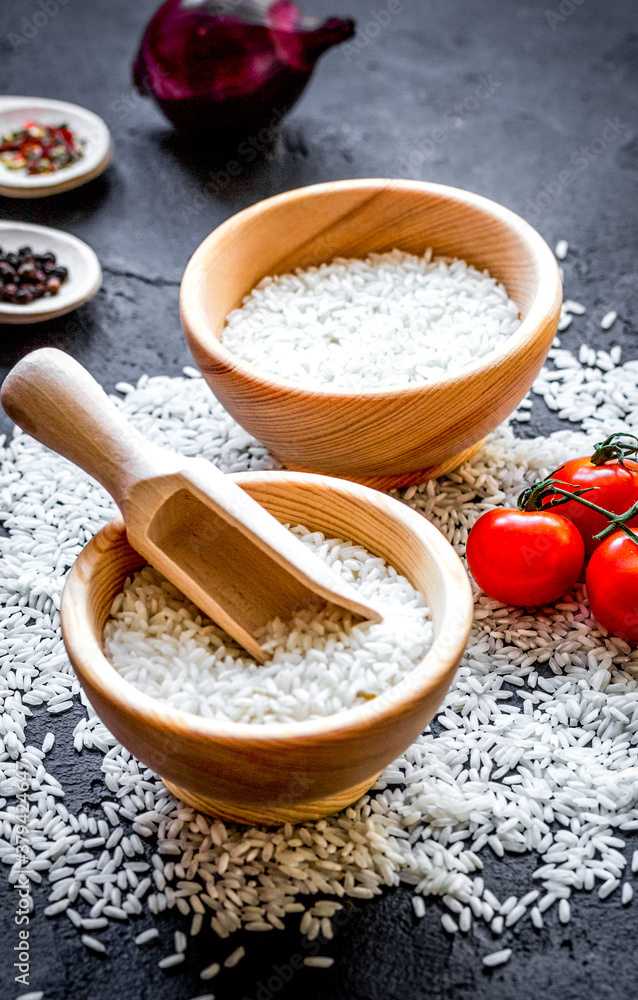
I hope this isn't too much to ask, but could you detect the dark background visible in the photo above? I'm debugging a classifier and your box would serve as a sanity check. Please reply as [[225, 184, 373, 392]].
[[0, 0, 637, 997]]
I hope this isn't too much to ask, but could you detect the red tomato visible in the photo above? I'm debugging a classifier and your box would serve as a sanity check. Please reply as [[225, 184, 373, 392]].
[[549, 456, 638, 555], [466, 508, 585, 606], [586, 531, 638, 644]]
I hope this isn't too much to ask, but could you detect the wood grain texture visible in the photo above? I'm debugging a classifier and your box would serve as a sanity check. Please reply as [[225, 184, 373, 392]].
[[61, 473, 473, 825], [180, 178, 562, 486], [162, 773, 385, 827], [275, 438, 488, 491], [1, 349, 382, 661]]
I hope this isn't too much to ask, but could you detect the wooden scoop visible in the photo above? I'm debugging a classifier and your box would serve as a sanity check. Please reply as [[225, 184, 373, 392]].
[[1, 348, 382, 661]]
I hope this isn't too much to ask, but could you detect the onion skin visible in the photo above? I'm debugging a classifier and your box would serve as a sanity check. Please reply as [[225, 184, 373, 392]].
[[133, 0, 355, 137]]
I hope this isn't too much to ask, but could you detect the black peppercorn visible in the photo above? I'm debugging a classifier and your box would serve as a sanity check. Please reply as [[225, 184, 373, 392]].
[[17, 261, 37, 281], [0, 247, 69, 304]]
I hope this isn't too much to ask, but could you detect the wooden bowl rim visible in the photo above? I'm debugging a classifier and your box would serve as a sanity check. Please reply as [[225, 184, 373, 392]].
[[61, 470, 473, 745], [180, 177, 562, 400]]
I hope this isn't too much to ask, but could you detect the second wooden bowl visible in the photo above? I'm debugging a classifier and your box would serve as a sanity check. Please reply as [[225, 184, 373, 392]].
[[180, 179, 562, 488], [61, 471, 473, 826]]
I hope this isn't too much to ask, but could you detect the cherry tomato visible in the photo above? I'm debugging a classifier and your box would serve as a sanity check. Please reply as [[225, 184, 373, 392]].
[[586, 531, 638, 644], [466, 508, 585, 607], [549, 456, 638, 555]]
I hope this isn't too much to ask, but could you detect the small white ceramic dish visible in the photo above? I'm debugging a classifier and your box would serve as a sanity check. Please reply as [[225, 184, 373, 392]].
[[0, 221, 102, 324], [0, 96, 112, 198]]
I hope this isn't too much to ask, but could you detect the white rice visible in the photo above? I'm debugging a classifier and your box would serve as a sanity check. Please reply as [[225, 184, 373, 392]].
[[103, 530, 433, 724], [563, 298, 586, 315], [199, 962, 221, 980], [441, 913, 458, 934], [412, 895, 426, 918], [482, 948, 512, 967], [222, 249, 521, 389], [0, 270, 637, 979], [601, 310, 617, 330], [530, 906, 543, 928], [134, 927, 159, 945], [555, 239, 569, 260], [224, 945, 246, 968], [158, 953, 184, 969], [81, 934, 106, 953]]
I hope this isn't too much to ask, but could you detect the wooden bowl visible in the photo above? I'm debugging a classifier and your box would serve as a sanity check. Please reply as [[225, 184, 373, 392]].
[[61, 471, 472, 826], [180, 179, 562, 489]]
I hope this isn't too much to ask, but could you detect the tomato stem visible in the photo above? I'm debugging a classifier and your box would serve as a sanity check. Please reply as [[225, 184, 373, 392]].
[[518, 479, 600, 513], [517, 477, 638, 546], [592, 500, 638, 544], [590, 432, 638, 468]]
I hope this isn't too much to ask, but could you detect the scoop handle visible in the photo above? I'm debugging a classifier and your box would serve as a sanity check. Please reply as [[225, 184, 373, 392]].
[[1, 348, 162, 509]]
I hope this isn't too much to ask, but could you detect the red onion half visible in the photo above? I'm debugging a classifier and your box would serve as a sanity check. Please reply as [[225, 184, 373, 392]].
[[133, 0, 355, 137]]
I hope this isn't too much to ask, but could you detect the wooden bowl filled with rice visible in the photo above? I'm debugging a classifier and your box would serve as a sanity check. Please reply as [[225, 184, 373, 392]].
[[180, 178, 562, 488], [61, 471, 472, 825]]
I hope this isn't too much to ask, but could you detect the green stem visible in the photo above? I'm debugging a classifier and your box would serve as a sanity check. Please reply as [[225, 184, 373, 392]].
[[548, 488, 638, 544], [542, 484, 617, 519], [517, 477, 638, 547], [591, 432, 638, 467]]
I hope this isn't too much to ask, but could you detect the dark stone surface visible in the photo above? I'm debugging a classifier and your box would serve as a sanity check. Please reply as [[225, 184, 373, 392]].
[[0, 0, 636, 997]]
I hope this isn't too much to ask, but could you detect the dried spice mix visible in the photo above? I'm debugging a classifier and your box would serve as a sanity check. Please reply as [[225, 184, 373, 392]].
[[0, 120, 84, 175]]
